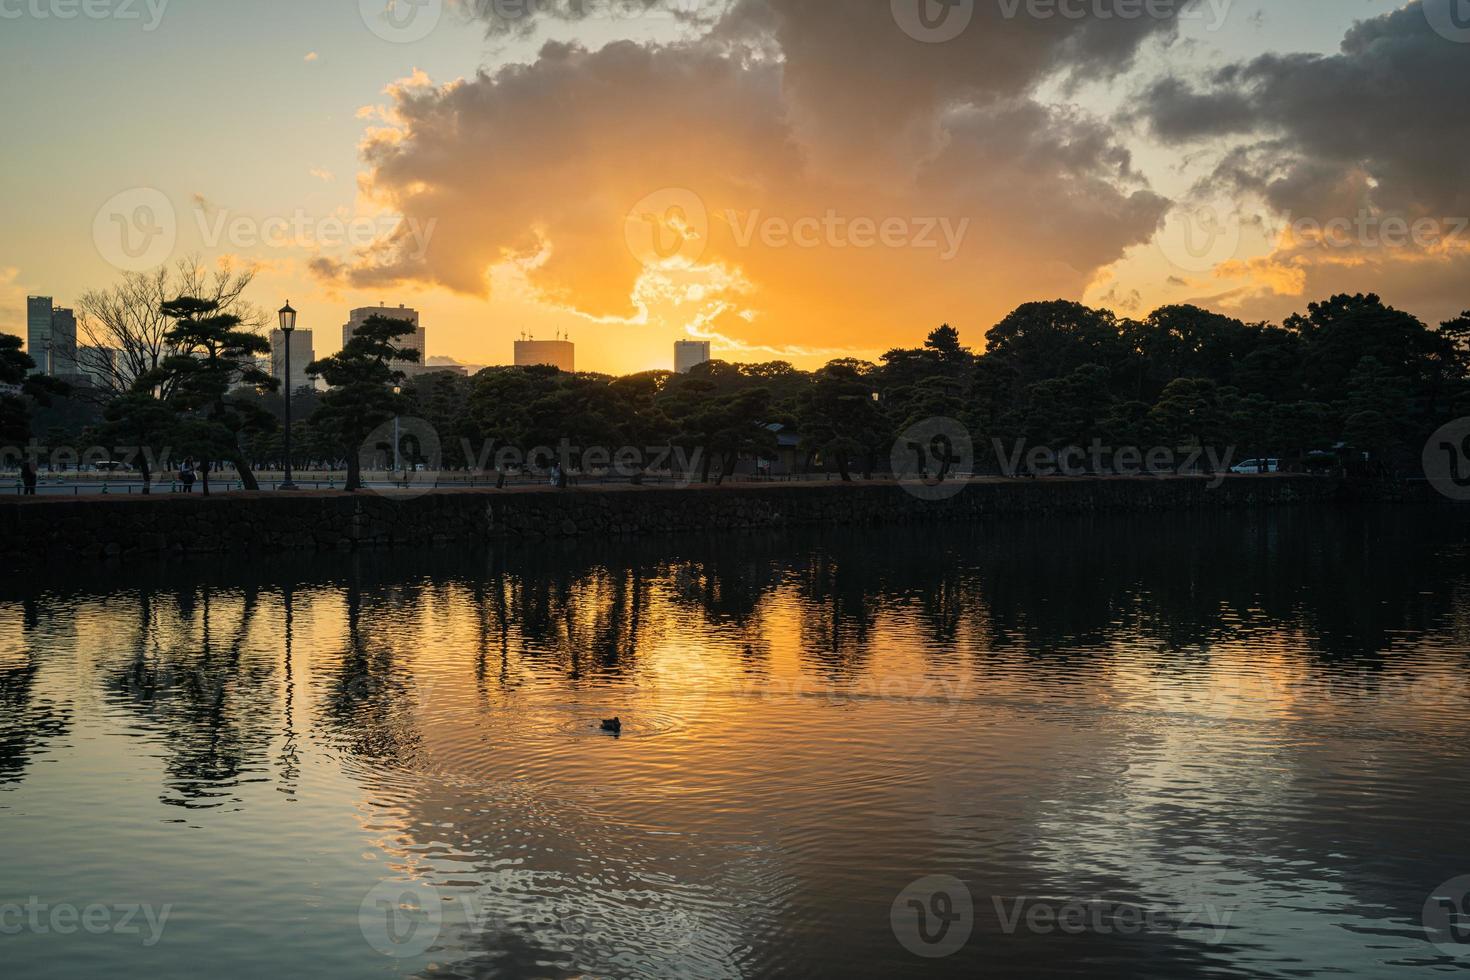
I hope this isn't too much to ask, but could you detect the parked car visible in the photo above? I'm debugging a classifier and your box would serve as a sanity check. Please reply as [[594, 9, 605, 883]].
[[1230, 459, 1281, 474]]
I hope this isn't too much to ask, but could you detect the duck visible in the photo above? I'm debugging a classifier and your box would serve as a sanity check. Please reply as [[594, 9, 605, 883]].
[[600, 717, 623, 735]]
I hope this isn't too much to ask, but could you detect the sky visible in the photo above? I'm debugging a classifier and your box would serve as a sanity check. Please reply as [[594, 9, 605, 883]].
[[1, 0, 1464, 375]]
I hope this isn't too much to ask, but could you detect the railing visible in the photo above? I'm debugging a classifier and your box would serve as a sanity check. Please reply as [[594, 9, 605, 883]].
[[2, 471, 867, 496]]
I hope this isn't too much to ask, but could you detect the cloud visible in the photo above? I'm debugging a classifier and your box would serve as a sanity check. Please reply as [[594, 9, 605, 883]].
[[716, 0, 1179, 177], [1097, 284, 1143, 314], [0, 267, 28, 332], [322, 5, 1178, 352], [1134, 0, 1470, 322], [305, 51, 319, 62], [471, 0, 724, 38], [310, 168, 336, 182]]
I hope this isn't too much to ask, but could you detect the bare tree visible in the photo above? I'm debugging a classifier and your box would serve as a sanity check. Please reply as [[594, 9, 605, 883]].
[[75, 257, 268, 401]]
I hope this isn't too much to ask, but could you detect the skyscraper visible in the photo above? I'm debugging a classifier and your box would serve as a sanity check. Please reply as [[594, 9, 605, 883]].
[[343, 304, 426, 373], [49, 307, 78, 377], [675, 340, 712, 374], [514, 337, 575, 373], [271, 328, 316, 394], [26, 296, 52, 375]]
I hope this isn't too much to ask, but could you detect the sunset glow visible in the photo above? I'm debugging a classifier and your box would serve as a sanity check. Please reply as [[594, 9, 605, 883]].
[[5, 1, 1463, 373]]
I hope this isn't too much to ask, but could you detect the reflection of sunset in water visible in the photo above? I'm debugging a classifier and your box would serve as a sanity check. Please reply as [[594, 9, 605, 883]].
[[3, 510, 1470, 977]]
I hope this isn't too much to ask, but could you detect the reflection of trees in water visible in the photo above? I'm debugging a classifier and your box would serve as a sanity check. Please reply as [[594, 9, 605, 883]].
[[664, 534, 783, 626], [4, 508, 1463, 803], [792, 551, 879, 673], [0, 662, 70, 787], [484, 546, 664, 678], [314, 578, 423, 765], [470, 578, 510, 699], [0, 600, 72, 787], [660, 537, 784, 666], [950, 509, 1470, 662], [102, 584, 281, 809], [674, 510, 1470, 673]]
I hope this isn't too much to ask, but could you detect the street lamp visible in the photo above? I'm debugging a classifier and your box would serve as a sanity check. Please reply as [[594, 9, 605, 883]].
[[278, 301, 298, 491], [392, 384, 403, 482]]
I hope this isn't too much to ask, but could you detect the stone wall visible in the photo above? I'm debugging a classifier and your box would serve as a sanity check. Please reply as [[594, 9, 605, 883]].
[[0, 476, 1408, 565]]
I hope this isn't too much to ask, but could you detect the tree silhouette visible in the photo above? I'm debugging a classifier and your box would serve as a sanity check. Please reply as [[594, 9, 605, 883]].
[[0, 333, 69, 448], [155, 296, 278, 491], [96, 372, 176, 494], [797, 360, 884, 480], [306, 315, 420, 491]]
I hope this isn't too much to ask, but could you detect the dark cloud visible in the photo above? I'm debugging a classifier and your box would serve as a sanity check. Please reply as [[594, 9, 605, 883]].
[[730, 0, 1181, 173], [465, 0, 1183, 174], [1139, 75, 1255, 142], [1129, 0, 1470, 325], [469, 0, 721, 38], [1142, 1, 1470, 218]]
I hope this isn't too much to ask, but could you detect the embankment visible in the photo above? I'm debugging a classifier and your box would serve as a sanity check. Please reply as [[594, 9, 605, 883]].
[[0, 476, 1442, 565]]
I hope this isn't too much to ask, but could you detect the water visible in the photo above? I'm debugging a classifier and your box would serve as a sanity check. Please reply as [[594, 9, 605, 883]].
[[3, 508, 1469, 978]]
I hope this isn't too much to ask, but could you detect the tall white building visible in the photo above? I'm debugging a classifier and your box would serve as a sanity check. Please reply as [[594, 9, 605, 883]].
[[343, 304, 425, 373], [271, 328, 316, 394], [675, 340, 712, 374]]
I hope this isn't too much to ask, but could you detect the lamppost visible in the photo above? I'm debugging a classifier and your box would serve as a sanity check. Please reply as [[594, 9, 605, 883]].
[[278, 301, 298, 491], [392, 384, 402, 483]]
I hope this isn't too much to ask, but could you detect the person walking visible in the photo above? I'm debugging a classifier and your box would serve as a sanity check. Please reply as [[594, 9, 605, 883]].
[[180, 460, 196, 494], [20, 459, 38, 496]]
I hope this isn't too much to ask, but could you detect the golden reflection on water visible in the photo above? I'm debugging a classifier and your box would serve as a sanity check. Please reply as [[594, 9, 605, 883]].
[[3, 512, 1470, 977]]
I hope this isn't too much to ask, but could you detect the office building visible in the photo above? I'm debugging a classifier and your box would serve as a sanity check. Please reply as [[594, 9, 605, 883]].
[[514, 337, 575, 373], [675, 340, 712, 374], [271, 328, 316, 394], [49, 307, 78, 376], [77, 346, 122, 388], [24, 297, 80, 376], [27, 296, 53, 374], [344, 303, 425, 359]]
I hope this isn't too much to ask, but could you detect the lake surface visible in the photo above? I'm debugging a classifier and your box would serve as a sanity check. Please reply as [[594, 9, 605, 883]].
[[3, 508, 1469, 978]]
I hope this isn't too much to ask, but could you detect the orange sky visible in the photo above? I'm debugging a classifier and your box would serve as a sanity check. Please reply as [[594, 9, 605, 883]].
[[4, 1, 1466, 375]]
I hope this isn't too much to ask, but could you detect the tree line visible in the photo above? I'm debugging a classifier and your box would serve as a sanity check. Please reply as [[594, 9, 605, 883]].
[[5, 278, 1468, 491]]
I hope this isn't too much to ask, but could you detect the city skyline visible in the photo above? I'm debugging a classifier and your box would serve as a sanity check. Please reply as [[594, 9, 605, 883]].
[[20, 290, 726, 379], [25, 296, 78, 378]]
